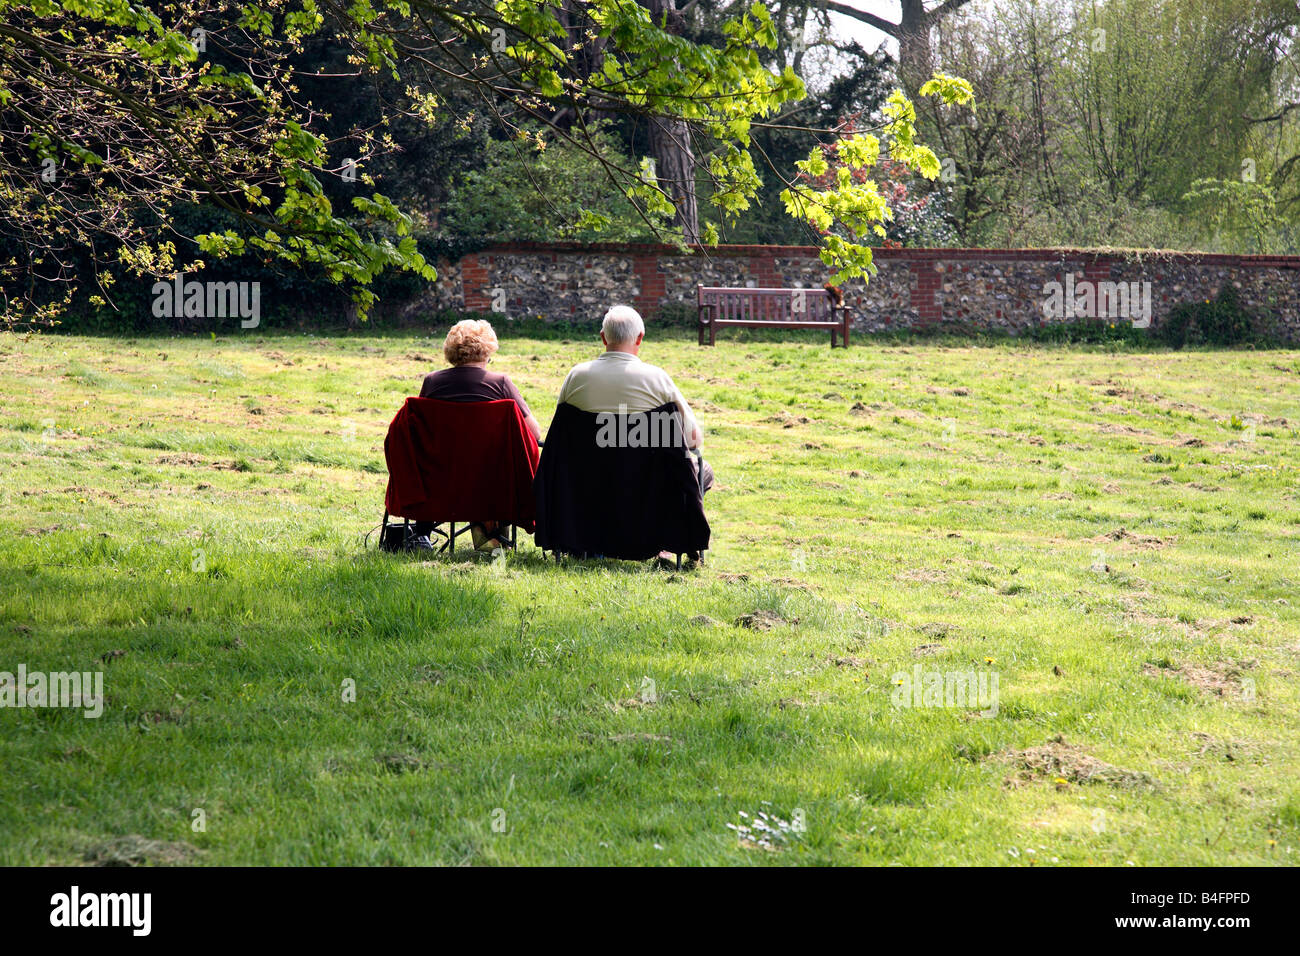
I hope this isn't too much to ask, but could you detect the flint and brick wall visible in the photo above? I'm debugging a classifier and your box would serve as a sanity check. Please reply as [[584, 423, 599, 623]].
[[423, 242, 1300, 340]]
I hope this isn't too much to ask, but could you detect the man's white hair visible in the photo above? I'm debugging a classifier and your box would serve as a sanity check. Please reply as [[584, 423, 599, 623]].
[[602, 304, 645, 345]]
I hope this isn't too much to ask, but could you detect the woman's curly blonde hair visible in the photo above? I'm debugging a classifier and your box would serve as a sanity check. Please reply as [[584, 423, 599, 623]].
[[443, 319, 499, 366]]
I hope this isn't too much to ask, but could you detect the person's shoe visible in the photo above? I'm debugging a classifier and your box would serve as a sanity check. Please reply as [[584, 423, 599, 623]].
[[405, 534, 435, 552], [469, 523, 497, 550]]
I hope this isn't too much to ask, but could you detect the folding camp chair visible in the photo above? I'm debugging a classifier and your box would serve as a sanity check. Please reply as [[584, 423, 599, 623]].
[[379, 397, 540, 555], [533, 402, 710, 567]]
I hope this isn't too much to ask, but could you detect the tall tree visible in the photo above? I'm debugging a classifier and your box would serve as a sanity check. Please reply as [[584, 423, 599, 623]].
[[670, 0, 896, 244], [821, 0, 975, 89]]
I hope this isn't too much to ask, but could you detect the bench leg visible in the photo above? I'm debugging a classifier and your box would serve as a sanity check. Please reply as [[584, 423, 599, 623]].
[[709, 320, 716, 346]]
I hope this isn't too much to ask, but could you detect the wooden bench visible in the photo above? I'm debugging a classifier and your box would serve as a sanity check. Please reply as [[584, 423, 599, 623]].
[[697, 284, 849, 348]]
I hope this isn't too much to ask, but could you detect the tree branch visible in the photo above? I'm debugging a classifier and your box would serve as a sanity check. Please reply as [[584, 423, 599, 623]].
[[928, 0, 976, 24], [819, 2, 900, 38]]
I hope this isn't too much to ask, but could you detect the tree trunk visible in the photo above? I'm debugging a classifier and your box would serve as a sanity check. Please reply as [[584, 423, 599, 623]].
[[648, 116, 700, 242], [642, 0, 700, 242], [822, 2, 978, 95], [897, 0, 933, 93]]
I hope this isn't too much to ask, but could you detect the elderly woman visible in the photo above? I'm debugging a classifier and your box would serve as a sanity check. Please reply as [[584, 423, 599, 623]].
[[412, 319, 541, 551]]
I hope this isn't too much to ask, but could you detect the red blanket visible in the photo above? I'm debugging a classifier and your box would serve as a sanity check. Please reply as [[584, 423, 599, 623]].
[[383, 397, 540, 532]]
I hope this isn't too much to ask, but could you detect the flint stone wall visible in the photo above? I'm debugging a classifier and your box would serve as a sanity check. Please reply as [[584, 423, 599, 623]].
[[428, 242, 1300, 341]]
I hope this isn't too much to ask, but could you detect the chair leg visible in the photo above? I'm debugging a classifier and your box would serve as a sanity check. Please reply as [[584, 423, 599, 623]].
[[676, 554, 682, 570]]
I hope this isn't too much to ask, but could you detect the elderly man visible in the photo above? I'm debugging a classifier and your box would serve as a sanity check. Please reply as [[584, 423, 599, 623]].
[[556, 305, 713, 561]]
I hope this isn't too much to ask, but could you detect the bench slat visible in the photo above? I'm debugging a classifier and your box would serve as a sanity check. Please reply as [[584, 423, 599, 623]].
[[711, 319, 841, 330]]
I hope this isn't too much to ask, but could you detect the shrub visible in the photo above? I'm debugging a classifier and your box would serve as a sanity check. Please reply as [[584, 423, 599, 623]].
[[441, 123, 674, 244], [1027, 318, 1148, 345], [1157, 283, 1272, 347]]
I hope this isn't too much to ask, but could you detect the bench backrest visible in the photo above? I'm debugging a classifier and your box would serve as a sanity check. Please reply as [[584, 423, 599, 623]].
[[697, 285, 835, 322]]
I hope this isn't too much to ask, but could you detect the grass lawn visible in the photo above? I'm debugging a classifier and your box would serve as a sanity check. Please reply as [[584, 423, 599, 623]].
[[1, 328, 1298, 865]]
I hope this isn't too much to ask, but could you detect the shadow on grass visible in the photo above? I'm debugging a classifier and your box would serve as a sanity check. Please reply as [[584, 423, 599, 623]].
[[2, 548, 501, 638], [363, 540, 699, 577]]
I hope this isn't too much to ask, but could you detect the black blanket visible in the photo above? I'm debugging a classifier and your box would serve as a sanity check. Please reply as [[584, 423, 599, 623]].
[[535, 402, 710, 560]]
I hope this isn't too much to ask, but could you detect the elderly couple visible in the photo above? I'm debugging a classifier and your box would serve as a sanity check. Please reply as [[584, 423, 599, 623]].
[[409, 305, 713, 562]]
